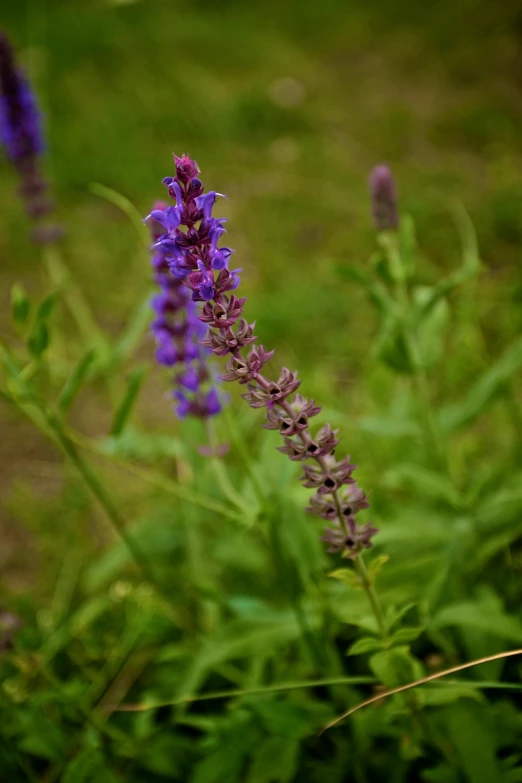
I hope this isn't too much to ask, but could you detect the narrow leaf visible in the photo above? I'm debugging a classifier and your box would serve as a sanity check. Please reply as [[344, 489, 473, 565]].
[[57, 350, 96, 414], [110, 364, 148, 436], [113, 296, 152, 364], [11, 283, 30, 325], [439, 336, 522, 432], [347, 636, 383, 656], [328, 568, 361, 589], [90, 182, 149, 245]]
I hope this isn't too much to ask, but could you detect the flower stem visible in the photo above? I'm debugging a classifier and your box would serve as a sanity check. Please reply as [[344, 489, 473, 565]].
[[42, 409, 172, 601], [354, 553, 457, 763], [354, 554, 388, 643]]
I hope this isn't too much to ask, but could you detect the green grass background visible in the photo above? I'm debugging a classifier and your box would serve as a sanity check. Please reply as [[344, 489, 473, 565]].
[[1, 0, 522, 584]]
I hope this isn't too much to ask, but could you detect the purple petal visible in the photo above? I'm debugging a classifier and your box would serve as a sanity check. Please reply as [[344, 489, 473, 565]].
[[179, 366, 200, 392], [195, 191, 222, 221], [205, 388, 222, 416]]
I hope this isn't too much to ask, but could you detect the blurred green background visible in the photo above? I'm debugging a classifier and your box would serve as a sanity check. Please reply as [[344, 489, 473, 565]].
[[2, 0, 522, 591]]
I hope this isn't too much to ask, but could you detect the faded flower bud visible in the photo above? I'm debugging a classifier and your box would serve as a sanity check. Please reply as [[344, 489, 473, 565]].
[[369, 164, 399, 231]]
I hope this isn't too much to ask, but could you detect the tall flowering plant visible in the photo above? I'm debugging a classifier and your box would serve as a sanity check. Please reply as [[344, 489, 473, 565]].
[[146, 154, 377, 559]]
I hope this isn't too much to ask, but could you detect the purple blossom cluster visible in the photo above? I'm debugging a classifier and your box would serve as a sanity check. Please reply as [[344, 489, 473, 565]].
[[148, 155, 378, 559], [368, 164, 399, 232], [149, 201, 222, 419], [0, 30, 60, 243]]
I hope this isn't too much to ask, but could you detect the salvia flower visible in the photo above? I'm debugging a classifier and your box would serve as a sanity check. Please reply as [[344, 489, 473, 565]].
[[369, 164, 399, 231], [148, 202, 223, 419], [148, 155, 378, 559], [0, 30, 60, 242]]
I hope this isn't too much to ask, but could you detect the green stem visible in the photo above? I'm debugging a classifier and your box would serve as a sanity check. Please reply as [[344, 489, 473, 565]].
[[354, 554, 388, 643], [42, 409, 168, 594], [393, 270, 447, 470], [355, 554, 457, 764], [2, 384, 243, 522]]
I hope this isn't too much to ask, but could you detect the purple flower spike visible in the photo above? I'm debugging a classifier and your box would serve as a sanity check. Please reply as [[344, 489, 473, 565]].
[[0, 30, 60, 242], [369, 164, 399, 231], [148, 200, 223, 420], [147, 156, 377, 560]]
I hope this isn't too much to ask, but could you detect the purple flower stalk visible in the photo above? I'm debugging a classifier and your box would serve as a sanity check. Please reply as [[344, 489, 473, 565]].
[[0, 30, 60, 242], [149, 201, 222, 419], [147, 154, 377, 559], [369, 164, 399, 231]]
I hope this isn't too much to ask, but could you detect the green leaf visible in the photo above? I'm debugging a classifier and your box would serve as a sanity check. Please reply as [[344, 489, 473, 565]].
[[18, 710, 66, 762], [418, 684, 482, 707], [389, 626, 424, 646], [336, 264, 396, 317], [37, 290, 59, 321], [422, 764, 461, 783], [383, 463, 463, 507], [373, 316, 414, 373], [110, 363, 148, 436], [62, 747, 104, 783], [57, 349, 96, 413], [11, 283, 30, 325], [377, 232, 404, 283], [191, 711, 257, 783], [367, 554, 389, 584], [398, 214, 416, 279], [439, 336, 522, 433], [413, 206, 481, 323], [452, 200, 481, 274], [89, 182, 149, 245], [443, 701, 500, 783], [178, 613, 314, 702], [386, 603, 418, 632], [328, 568, 361, 590], [27, 321, 49, 358], [251, 699, 327, 740], [113, 296, 152, 364], [413, 287, 450, 368], [431, 601, 522, 643], [27, 291, 59, 358], [370, 646, 421, 688], [247, 737, 299, 783], [347, 636, 384, 656], [357, 415, 421, 438]]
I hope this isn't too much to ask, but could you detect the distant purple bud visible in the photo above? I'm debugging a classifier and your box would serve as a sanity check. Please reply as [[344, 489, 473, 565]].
[[369, 164, 399, 231], [0, 32, 44, 161]]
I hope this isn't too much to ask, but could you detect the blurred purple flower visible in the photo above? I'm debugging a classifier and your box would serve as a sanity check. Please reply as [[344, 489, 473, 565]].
[[369, 164, 399, 231], [147, 201, 223, 420], [0, 30, 61, 242]]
